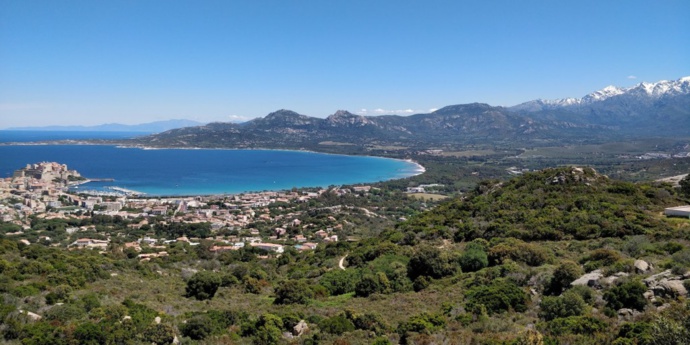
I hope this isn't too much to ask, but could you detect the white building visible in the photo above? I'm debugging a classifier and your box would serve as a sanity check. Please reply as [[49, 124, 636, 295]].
[[664, 205, 690, 218]]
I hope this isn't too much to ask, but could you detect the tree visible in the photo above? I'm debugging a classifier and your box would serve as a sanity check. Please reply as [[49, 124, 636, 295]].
[[185, 271, 222, 300]]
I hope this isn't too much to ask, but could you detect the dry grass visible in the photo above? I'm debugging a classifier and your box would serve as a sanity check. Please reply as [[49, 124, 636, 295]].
[[407, 193, 449, 201]]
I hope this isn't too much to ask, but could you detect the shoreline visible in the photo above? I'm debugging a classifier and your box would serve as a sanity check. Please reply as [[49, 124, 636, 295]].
[[2, 142, 426, 197]]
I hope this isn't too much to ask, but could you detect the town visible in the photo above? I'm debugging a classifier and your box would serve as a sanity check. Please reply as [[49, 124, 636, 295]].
[[0, 161, 397, 259]]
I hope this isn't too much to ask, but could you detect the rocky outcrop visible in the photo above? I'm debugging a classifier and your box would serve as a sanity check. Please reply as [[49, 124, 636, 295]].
[[653, 280, 688, 298], [18, 310, 42, 321], [601, 272, 629, 285], [643, 269, 688, 299], [293, 320, 309, 337], [571, 269, 603, 287], [634, 260, 651, 273]]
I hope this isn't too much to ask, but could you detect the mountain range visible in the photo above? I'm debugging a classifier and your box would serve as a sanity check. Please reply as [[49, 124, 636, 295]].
[[129, 76, 689, 150], [6, 119, 204, 133], [508, 76, 690, 135]]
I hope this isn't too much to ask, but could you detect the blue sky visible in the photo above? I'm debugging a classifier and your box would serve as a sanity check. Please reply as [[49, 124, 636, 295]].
[[1, 0, 688, 127]]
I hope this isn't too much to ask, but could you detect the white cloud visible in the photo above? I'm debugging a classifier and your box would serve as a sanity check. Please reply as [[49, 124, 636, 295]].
[[428, 108, 438, 112], [627, 75, 637, 79], [227, 115, 251, 123], [356, 108, 421, 116]]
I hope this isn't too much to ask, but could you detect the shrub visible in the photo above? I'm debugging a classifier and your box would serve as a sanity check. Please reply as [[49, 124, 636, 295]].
[[180, 315, 213, 340], [355, 272, 391, 297], [142, 323, 175, 344], [547, 261, 584, 295], [347, 311, 388, 335], [319, 314, 355, 335], [407, 245, 457, 279], [413, 275, 430, 292], [488, 240, 550, 266], [44, 303, 85, 322], [680, 174, 690, 198], [542, 316, 608, 336], [185, 271, 221, 300], [604, 280, 647, 311], [253, 313, 283, 345], [582, 248, 622, 272], [671, 249, 690, 268], [465, 279, 528, 315], [274, 280, 314, 305], [569, 285, 595, 304], [319, 269, 360, 295], [73, 322, 107, 345], [616, 322, 653, 345], [397, 312, 446, 336], [539, 291, 587, 321], [459, 245, 488, 272]]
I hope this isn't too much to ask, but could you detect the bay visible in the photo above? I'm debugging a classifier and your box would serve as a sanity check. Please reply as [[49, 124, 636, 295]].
[[0, 144, 422, 196]]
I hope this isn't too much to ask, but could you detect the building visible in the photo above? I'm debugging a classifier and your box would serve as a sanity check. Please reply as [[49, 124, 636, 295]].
[[70, 238, 110, 250], [664, 205, 690, 218], [249, 242, 284, 254]]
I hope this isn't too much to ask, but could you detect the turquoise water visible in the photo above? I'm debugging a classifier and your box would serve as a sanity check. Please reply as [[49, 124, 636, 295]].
[[0, 133, 421, 196]]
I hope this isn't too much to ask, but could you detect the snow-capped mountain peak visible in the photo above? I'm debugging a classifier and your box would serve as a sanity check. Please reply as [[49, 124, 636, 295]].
[[582, 85, 625, 103], [511, 76, 690, 111]]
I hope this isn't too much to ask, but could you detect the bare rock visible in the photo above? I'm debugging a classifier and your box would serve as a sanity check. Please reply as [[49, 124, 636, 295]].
[[571, 269, 603, 287], [634, 260, 650, 273], [602, 272, 629, 285], [617, 308, 640, 321], [643, 290, 655, 300], [18, 310, 42, 321], [643, 269, 674, 286], [653, 279, 688, 298], [293, 320, 309, 337], [618, 308, 634, 317], [181, 268, 199, 280]]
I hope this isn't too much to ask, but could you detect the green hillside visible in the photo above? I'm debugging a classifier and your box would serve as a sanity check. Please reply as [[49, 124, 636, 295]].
[[1, 167, 689, 344]]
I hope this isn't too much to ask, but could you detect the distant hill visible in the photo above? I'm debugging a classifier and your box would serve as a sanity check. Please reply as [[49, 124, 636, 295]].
[[127, 76, 690, 151], [132, 105, 605, 151], [7, 119, 204, 133]]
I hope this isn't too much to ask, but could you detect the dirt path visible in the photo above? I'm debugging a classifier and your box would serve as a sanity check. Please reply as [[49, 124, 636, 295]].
[[338, 255, 347, 270]]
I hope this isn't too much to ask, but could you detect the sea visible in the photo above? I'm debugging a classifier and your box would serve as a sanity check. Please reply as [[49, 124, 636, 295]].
[[0, 130, 423, 196]]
